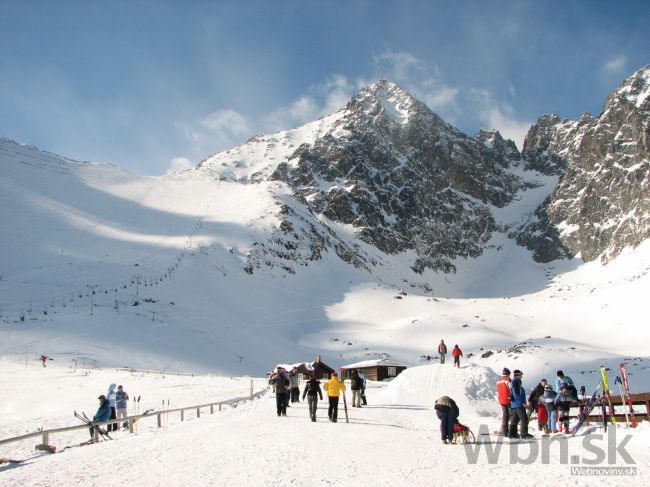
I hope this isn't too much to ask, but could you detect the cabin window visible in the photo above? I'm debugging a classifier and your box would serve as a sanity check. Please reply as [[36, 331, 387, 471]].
[[387, 367, 397, 377]]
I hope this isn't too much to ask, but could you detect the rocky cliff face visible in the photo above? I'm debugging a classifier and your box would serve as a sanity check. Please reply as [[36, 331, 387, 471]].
[[517, 66, 650, 262], [270, 80, 524, 273]]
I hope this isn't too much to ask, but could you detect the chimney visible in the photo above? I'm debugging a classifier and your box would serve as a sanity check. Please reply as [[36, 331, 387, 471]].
[[316, 355, 321, 363]]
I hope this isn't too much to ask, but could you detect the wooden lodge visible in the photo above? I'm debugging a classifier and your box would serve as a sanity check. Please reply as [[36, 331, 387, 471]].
[[273, 356, 336, 381], [340, 359, 409, 381]]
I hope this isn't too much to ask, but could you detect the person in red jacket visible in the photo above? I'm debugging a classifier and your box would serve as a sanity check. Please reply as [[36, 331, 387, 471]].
[[452, 345, 463, 368], [496, 368, 512, 436]]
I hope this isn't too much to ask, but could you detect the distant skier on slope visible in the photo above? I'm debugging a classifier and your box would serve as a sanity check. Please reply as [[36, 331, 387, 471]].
[[496, 368, 512, 436], [438, 340, 447, 364], [452, 345, 463, 368], [40, 354, 48, 367], [434, 396, 459, 444], [302, 374, 323, 422], [324, 372, 346, 423]]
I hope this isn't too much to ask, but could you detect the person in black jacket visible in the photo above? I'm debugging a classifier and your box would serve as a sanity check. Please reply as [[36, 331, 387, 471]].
[[527, 378, 548, 417], [434, 396, 459, 444], [302, 374, 324, 422], [350, 371, 363, 408], [270, 367, 290, 416]]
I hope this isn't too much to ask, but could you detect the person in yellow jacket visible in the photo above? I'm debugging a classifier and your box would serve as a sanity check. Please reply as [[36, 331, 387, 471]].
[[324, 372, 346, 422]]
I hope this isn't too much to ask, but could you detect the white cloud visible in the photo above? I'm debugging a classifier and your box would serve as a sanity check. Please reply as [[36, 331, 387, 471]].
[[604, 56, 627, 74], [165, 157, 194, 174], [472, 88, 531, 149], [372, 49, 459, 116], [177, 108, 252, 159]]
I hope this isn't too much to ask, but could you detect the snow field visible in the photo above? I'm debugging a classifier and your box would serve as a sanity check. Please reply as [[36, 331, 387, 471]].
[[2, 359, 648, 486]]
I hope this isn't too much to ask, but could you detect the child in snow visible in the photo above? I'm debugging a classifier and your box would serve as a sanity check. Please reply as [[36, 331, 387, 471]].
[[554, 383, 577, 433], [452, 345, 463, 368], [434, 396, 459, 444], [542, 385, 558, 433]]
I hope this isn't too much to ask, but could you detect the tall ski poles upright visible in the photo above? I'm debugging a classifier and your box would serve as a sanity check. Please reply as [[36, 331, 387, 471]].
[[619, 363, 638, 428]]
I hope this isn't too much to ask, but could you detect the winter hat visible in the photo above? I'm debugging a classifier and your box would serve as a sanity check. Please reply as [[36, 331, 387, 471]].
[[513, 369, 523, 376], [557, 370, 564, 377], [502, 367, 511, 376], [98, 394, 106, 400], [560, 382, 569, 390], [332, 372, 337, 376]]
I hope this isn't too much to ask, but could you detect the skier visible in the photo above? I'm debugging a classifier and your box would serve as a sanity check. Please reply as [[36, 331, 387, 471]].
[[40, 354, 48, 367], [496, 368, 512, 436], [542, 384, 558, 433], [452, 345, 463, 368], [434, 396, 459, 444], [438, 340, 447, 364], [302, 374, 323, 422], [106, 384, 118, 432], [115, 385, 129, 428], [269, 367, 290, 416], [350, 370, 363, 407], [289, 367, 301, 403], [554, 383, 577, 433], [323, 372, 346, 423], [90, 394, 111, 440], [359, 370, 368, 405], [508, 370, 533, 439], [555, 370, 577, 398]]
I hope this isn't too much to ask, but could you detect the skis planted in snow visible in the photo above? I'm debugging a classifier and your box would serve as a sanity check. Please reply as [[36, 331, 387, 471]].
[[342, 392, 349, 424], [599, 366, 617, 425], [614, 376, 631, 427], [619, 363, 638, 428], [570, 382, 601, 436]]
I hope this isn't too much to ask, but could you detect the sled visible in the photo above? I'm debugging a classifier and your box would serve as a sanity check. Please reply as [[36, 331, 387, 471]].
[[452, 422, 476, 444]]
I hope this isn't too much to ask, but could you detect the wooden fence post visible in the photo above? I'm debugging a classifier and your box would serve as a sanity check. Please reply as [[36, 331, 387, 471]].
[[197, 407, 200, 418], [181, 410, 185, 422], [210, 404, 214, 414], [157, 412, 162, 428], [219, 403, 222, 411], [128, 419, 134, 433]]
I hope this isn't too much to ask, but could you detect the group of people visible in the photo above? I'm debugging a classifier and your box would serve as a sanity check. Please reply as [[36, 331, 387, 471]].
[[91, 383, 130, 438], [497, 368, 578, 438], [437, 340, 463, 367], [269, 366, 368, 422]]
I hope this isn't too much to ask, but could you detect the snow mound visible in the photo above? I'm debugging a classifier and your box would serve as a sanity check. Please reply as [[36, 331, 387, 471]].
[[379, 363, 499, 407]]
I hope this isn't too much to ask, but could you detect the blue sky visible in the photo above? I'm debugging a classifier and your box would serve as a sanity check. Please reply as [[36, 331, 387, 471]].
[[1, 1, 648, 175]]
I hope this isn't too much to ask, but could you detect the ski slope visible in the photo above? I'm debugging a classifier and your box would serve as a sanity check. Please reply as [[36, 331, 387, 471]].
[[1, 358, 648, 485]]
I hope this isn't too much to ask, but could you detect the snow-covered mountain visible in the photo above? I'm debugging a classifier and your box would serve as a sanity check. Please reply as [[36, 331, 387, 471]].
[[1, 68, 649, 384]]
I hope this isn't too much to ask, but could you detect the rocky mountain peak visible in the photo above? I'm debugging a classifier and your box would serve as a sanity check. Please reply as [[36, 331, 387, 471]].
[[346, 79, 440, 127], [608, 64, 650, 111]]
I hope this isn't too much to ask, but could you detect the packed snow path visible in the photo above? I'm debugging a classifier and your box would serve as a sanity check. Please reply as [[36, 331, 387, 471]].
[[1, 361, 648, 485]]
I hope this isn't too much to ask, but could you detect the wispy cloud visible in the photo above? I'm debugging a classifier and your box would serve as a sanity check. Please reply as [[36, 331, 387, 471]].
[[603, 56, 627, 75], [471, 88, 531, 149], [165, 157, 194, 174]]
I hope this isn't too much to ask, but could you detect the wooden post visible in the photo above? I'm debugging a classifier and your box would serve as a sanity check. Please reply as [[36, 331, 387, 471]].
[[197, 407, 200, 418], [94, 427, 99, 442], [219, 404, 222, 411], [42, 432, 49, 447], [128, 419, 134, 433], [157, 412, 162, 428], [646, 400, 650, 421], [181, 409, 185, 422], [250, 379, 254, 400], [210, 404, 214, 414]]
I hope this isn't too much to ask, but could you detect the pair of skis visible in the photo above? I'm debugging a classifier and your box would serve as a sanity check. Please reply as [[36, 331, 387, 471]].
[[617, 363, 638, 428], [74, 411, 112, 441]]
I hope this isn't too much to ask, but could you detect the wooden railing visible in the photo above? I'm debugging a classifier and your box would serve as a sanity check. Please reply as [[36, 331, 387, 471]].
[[0, 386, 266, 453], [568, 392, 650, 423]]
